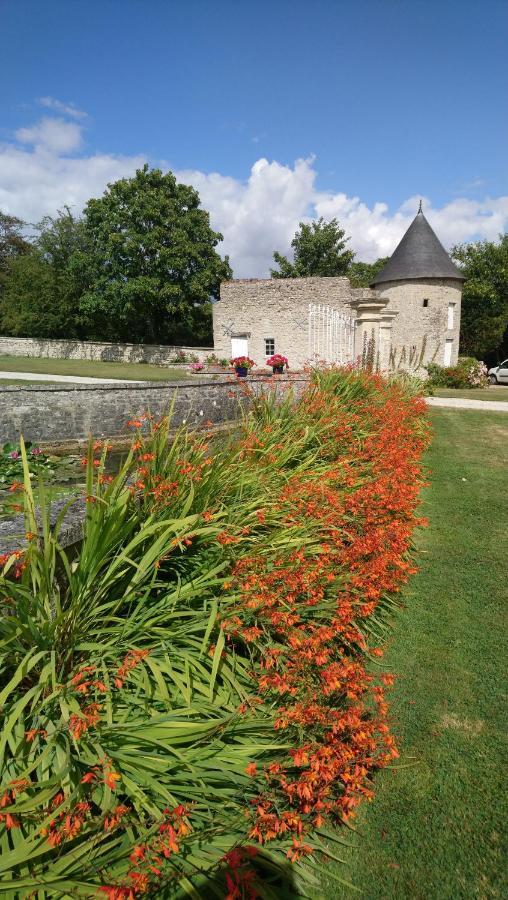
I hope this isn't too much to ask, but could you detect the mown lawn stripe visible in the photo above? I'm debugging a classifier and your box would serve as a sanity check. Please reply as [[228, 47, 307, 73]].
[[323, 409, 507, 899]]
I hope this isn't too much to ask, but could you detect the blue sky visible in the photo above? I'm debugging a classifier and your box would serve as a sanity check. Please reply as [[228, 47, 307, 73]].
[[1, 0, 507, 275]]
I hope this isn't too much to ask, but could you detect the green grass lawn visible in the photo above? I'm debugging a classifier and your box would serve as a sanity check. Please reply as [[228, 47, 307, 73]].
[[432, 386, 508, 401], [0, 355, 205, 381], [322, 408, 507, 899]]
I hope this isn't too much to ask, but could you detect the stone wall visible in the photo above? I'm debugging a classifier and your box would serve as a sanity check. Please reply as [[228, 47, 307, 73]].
[[0, 336, 212, 365], [374, 278, 462, 369], [0, 376, 307, 444], [213, 277, 361, 369]]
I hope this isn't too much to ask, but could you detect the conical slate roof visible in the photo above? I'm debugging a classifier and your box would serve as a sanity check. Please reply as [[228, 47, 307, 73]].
[[371, 209, 465, 286]]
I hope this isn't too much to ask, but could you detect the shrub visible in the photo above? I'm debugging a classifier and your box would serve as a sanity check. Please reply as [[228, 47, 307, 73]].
[[426, 357, 489, 389], [0, 370, 430, 896]]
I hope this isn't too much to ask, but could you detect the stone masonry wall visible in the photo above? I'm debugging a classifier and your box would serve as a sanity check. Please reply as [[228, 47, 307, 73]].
[[374, 278, 462, 369], [0, 376, 307, 444], [0, 336, 212, 365], [213, 277, 356, 369]]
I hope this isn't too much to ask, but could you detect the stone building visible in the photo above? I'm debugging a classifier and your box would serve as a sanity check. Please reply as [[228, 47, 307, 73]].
[[212, 207, 464, 371]]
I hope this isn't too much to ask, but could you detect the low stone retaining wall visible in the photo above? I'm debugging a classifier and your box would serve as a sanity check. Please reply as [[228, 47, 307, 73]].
[[0, 336, 212, 365], [0, 376, 307, 444]]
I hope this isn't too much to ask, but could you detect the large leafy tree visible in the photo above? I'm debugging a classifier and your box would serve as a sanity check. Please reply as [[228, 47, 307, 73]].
[[1, 208, 89, 338], [348, 257, 390, 287], [77, 165, 232, 343], [0, 212, 32, 303], [271, 217, 354, 279], [0, 212, 31, 272], [451, 235, 508, 362]]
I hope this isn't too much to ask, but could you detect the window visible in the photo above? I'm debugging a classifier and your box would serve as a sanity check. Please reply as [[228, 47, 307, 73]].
[[444, 338, 453, 366], [265, 338, 275, 356], [423, 298, 429, 308], [448, 303, 456, 329]]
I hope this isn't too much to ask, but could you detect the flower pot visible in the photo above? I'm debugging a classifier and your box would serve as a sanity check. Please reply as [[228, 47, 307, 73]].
[[272, 365, 284, 375], [235, 367, 248, 377]]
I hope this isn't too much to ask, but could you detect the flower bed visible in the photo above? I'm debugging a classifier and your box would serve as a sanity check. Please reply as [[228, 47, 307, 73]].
[[0, 368, 430, 897]]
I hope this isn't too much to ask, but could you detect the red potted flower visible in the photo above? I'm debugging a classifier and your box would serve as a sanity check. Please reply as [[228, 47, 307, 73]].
[[230, 356, 256, 377], [266, 354, 288, 375]]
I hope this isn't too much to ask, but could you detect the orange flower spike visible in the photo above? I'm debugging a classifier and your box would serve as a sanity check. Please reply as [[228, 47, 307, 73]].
[[104, 770, 121, 791], [129, 844, 146, 863], [245, 762, 257, 777], [25, 727, 46, 742], [81, 771, 97, 784]]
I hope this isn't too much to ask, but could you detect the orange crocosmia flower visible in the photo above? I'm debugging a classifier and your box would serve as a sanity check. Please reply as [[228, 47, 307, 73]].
[[0, 812, 19, 829], [25, 728, 46, 742], [216, 531, 239, 546], [104, 804, 129, 830], [129, 844, 146, 862], [104, 770, 121, 790], [81, 772, 97, 784], [100, 888, 135, 900], [245, 762, 257, 777]]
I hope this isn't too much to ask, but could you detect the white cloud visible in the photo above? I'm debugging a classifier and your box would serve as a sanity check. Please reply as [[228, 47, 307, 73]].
[[39, 97, 87, 119], [177, 161, 508, 276], [0, 131, 146, 225], [16, 117, 84, 154], [1, 113, 507, 273]]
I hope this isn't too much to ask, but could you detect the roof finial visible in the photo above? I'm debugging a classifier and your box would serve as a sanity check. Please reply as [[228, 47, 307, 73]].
[[418, 198, 423, 214]]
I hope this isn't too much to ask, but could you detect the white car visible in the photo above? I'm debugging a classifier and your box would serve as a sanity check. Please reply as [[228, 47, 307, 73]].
[[488, 359, 508, 384]]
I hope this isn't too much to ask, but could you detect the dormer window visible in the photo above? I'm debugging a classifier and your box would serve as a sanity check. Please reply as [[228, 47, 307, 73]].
[[423, 298, 429, 308]]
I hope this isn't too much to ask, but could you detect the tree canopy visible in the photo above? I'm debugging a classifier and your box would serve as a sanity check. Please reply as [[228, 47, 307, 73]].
[[271, 217, 355, 278], [0, 167, 232, 345], [76, 165, 232, 343], [451, 235, 508, 362], [348, 257, 390, 287], [1, 208, 89, 339]]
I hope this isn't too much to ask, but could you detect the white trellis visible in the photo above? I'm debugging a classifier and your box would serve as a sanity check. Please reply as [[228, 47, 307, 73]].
[[307, 304, 356, 364]]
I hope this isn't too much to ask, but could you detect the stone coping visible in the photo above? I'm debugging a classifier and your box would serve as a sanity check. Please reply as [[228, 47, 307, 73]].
[[0, 374, 307, 393]]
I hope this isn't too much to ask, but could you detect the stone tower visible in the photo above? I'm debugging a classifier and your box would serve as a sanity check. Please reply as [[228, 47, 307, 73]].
[[371, 205, 465, 370]]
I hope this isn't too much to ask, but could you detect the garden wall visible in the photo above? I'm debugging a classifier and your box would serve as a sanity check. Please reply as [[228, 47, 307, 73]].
[[0, 376, 306, 444], [0, 336, 212, 365]]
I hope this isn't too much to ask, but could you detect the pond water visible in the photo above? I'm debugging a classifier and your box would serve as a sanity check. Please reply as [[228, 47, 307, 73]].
[[0, 451, 128, 519]]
